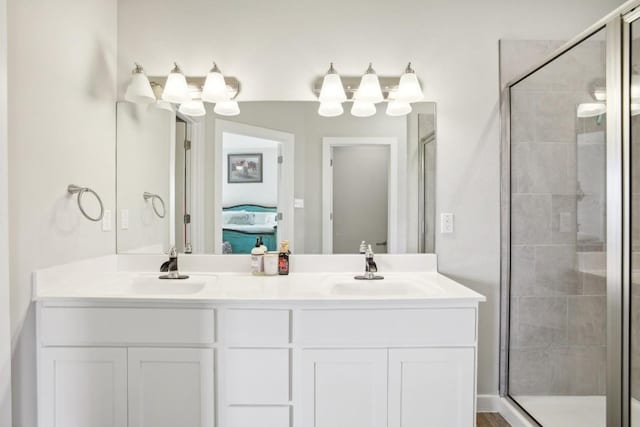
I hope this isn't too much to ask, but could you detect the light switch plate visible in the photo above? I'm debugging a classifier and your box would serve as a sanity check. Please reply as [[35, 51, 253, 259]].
[[441, 213, 454, 234], [294, 198, 305, 208], [102, 209, 112, 232], [121, 209, 129, 230]]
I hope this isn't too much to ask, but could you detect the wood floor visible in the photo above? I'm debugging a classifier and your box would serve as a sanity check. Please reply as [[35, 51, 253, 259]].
[[477, 412, 511, 427]]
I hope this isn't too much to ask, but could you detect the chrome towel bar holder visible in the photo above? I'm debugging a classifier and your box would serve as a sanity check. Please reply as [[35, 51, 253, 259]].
[[143, 192, 166, 219], [67, 184, 104, 222]]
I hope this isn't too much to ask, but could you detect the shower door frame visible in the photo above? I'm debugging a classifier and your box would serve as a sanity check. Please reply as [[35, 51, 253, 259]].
[[500, 1, 640, 425]]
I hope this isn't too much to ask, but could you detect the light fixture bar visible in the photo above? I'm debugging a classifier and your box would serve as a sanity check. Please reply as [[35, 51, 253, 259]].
[[148, 75, 242, 100], [312, 76, 406, 100]]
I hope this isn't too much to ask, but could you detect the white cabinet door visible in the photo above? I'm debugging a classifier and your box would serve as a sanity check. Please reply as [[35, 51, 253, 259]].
[[388, 348, 475, 427], [39, 347, 127, 427], [128, 348, 215, 427], [301, 349, 387, 427]]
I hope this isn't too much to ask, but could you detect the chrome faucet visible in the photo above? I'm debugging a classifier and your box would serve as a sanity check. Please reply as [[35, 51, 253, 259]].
[[354, 243, 384, 280], [159, 247, 189, 280]]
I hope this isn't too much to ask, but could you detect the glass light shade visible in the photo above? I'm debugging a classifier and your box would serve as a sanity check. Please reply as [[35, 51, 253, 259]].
[[178, 100, 206, 117], [386, 100, 412, 116], [125, 71, 156, 104], [319, 73, 347, 103], [162, 65, 190, 103], [354, 73, 384, 104], [351, 101, 376, 117], [396, 72, 424, 103], [214, 100, 240, 116], [576, 103, 606, 118], [318, 102, 344, 117], [202, 66, 228, 103]]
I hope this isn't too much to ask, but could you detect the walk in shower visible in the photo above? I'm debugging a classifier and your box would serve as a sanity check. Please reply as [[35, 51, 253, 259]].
[[502, 2, 640, 426]]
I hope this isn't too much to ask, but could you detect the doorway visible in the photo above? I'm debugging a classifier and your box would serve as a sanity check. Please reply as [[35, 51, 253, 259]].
[[214, 120, 294, 254], [322, 137, 398, 254]]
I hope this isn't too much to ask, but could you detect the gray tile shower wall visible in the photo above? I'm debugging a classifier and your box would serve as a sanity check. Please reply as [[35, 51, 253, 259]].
[[504, 39, 607, 397]]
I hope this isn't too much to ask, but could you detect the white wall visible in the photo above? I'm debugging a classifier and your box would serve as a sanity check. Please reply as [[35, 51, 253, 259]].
[[8, 0, 118, 425], [0, 0, 11, 424], [222, 134, 279, 207], [118, 0, 622, 395]]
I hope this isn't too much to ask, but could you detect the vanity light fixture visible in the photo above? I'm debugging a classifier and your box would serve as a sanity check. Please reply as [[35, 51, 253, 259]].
[[202, 62, 229, 103], [354, 63, 384, 104], [214, 100, 240, 116], [124, 63, 156, 104], [313, 62, 425, 118], [351, 100, 377, 117], [161, 62, 191, 104], [396, 62, 424, 103]]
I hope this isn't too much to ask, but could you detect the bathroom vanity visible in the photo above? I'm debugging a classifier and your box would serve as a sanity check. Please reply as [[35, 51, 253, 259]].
[[33, 255, 484, 427]]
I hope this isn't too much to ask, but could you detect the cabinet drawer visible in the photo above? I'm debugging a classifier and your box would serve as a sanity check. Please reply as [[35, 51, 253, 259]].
[[40, 307, 215, 346], [224, 309, 290, 345], [298, 308, 476, 346], [226, 349, 290, 404], [227, 407, 289, 427]]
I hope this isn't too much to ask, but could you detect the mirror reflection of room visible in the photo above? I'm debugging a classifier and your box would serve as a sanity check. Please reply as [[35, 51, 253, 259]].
[[116, 101, 436, 255]]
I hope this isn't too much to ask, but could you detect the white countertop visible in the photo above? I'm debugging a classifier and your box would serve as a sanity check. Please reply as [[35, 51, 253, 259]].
[[32, 254, 485, 305]]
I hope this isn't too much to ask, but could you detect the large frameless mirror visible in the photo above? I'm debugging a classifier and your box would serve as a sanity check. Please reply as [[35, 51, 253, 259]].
[[116, 101, 436, 255]]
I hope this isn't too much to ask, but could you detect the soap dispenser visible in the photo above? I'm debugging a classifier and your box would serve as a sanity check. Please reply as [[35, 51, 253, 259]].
[[251, 238, 265, 275]]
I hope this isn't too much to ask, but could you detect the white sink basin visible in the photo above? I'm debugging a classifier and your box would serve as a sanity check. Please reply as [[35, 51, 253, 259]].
[[325, 275, 434, 296], [330, 281, 419, 296], [129, 276, 210, 295]]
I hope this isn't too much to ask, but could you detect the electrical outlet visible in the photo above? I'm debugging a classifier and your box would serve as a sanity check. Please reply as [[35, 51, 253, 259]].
[[121, 209, 129, 230], [102, 209, 112, 232], [441, 213, 454, 234]]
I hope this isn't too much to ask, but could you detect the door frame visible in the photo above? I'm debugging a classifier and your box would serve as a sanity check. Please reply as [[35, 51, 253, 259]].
[[214, 119, 295, 254], [0, 0, 10, 422], [322, 137, 399, 254]]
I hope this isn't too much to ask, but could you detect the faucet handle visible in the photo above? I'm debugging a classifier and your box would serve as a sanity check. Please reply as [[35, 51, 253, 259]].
[[366, 244, 374, 257], [359, 241, 368, 254], [168, 246, 177, 258]]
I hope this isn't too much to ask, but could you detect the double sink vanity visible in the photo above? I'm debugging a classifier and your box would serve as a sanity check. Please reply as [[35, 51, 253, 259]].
[[33, 254, 484, 427]]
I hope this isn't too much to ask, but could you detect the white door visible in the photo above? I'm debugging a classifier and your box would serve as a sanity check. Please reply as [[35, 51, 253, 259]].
[[301, 349, 387, 427], [388, 348, 475, 427], [39, 347, 127, 427], [332, 145, 389, 253], [128, 348, 215, 427]]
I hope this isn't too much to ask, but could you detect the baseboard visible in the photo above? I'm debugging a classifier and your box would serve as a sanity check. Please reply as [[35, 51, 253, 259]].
[[477, 394, 501, 412], [499, 397, 536, 427]]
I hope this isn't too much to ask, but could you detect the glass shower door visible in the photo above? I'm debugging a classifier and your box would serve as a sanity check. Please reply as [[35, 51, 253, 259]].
[[508, 28, 608, 427]]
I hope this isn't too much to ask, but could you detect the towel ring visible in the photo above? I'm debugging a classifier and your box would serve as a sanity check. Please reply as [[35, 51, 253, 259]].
[[67, 184, 104, 222], [143, 192, 166, 219]]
